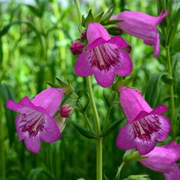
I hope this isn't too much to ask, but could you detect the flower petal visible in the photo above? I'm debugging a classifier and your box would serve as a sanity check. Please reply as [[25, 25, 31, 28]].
[[31, 88, 63, 117], [40, 114, 61, 143], [107, 36, 127, 49], [151, 104, 168, 116], [153, 29, 160, 57], [164, 163, 180, 180], [156, 116, 170, 141], [87, 22, 111, 44], [86, 37, 107, 50], [15, 114, 27, 141], [94, 70, 115, 88], [116, 124, 137, 150], [74, 51, 95, 76], [114, 49, 133, 76], [24, 135, 41, 154], [137, 138, 157, 155]]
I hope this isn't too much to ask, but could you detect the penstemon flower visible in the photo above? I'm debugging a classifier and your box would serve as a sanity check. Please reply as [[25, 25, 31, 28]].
[[116, 85, 170, 155], [75, 22, 132, 88], [139, 141, 180, 180], [6, 88, 63, 154], [111, 10, 169, 57]]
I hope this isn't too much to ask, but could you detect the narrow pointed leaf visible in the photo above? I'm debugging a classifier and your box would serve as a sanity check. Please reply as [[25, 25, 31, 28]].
[[93, 12, 104, 23], [145, 73, 167, 108], [68, 119, 96, 139], [167, 7, 180, 46], [100, 116, 126, 137], [27, 168, 54, 180], [103, 90, 110, 107]]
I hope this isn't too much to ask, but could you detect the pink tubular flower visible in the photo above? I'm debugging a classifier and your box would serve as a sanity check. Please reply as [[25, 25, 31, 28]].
[[116, 86, 170, 155], [111, 10, 169, 57], [139, 141, 180, 180], [69, 41, 85, 55], [6, 88, 63, 154], [75, 22, 133, 88]]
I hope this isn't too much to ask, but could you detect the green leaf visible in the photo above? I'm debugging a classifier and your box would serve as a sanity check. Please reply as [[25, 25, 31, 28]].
[[167, 7, 180, 46], [145, 73, 170, 108], [93, 12, 104, 23], [100, 116, 126, 137], [0, 21, 44, 57], [161, 73, 174, 84], [27, 167, 54, 180], [0, 84, 16, 146], [27, 5, 42, 17], [103, 90, 110, 107], [101, 4, 115, 24], [157, 28, 165, 47], [172, 52, 180, 72], [68, 119, 96, 139], [0, 38, 3, 65]]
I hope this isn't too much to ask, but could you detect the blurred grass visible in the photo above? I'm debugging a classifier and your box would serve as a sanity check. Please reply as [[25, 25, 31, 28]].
[[0, 0, 180, 180]]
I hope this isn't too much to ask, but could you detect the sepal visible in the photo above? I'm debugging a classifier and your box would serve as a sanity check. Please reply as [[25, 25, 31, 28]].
[[111, 76, 134, 93], [47, 78, 74, 96]]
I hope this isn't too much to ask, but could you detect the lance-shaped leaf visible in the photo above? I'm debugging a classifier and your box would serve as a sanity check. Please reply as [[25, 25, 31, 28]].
[[68, 119, 96, 139], [27, 167, 54, 180], [166, 7, 180, 46], [100, 116, 126, 137]]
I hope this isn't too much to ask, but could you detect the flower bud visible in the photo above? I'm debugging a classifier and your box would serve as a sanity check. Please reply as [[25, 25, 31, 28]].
[[107, 26, 123, 35], [69, 41, 85, 55], [122, 42, 132, 54], [123, 150, 141, 163], [81, 31, 87, 40], [124, 174, 150, 180], [60, 99, 76, 118], [54, 114, 66, 133]]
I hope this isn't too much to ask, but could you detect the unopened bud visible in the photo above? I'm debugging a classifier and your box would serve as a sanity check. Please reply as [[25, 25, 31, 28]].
[[60, 99, 76, 118], [123, 149, 141, 163], [54, 114, 66, 133], [69, 41, 85, 55], [136, 89, 142, 95], [107, 26, 123, 35], [81, 31, 87, 40], [122, 42, 132, 54], [124, 174, 150, 180]]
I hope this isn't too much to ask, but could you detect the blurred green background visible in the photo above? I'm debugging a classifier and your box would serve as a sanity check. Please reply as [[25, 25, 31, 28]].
[[0, 0, 180, 179]]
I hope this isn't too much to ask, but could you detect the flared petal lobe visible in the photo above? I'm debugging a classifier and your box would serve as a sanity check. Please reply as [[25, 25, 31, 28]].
[[139, 141, 180, 180], [75, 23, 133, 88], [117, 86, 170, 155], [111, 10, 169, 57], [6, 88, 63, 153]]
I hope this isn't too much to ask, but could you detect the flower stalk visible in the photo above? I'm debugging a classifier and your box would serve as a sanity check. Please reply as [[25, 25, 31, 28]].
[[86, 76, 102, 180], [166, 46, 176, 142]]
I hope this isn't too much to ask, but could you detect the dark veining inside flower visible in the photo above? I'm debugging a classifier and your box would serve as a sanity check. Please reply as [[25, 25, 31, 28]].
[[89, 43, 120, 71], [130, 115, 161, 142], [19, 110, 45, 138]]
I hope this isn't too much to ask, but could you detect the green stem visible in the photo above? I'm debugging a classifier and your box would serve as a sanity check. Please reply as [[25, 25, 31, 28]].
[[83, 112, 96, 135], [102, 107, 111, 133], [115, 161, 125, 180], [0, 95, 6, 180], [74, 0, 83, 32], [86, 76, 102, 180], [166, 46, 176, 142], [52, 1, 66, 69]]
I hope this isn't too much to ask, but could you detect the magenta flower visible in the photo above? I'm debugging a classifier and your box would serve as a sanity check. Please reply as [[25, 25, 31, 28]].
[[139, 141, 180, 180], [69, 41, 85, 55], [6, 88, 63, 154], [116, 86, 170, 155], [111, 10, 169, 57], [75, 22, 132, 88]]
